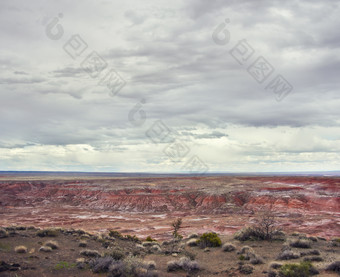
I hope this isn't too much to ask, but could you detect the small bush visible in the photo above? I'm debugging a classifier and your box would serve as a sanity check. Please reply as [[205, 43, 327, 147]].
[[36, 228, 58, 237], [14, 245, 27, 253], [279, 261, 318, 277], [125, 234, 141, 243], [289, 239, 311, 249], [146, 236, 156, 242], [239, 255, 246, 261], [300, 249, 320, 256], [167, 260, 182, 272], [277, 250, 300, 260], [250, 254, 264, 265], [325, 261, 340, 274], [222, 243, 236, 252], [167, 257, 199, 272], [239, 246, 254, 254], [109, 230, 123, 239], [308, 237, 317, 242], [108, 256, 158, 277], [186, 238, 198, 247], [0, 228, 9, 238], [144, 261, 156, 270], [44, 240, 58, 249], [79, 240, 87, 247], [80, 249, 101, 257], [239, 264, 254, 274], [39, 246, 52, 252], [90, 256, 115, 273], [270, 262, 283, 269], [197, 232, 221, 248], [106, 248, 125, 260]]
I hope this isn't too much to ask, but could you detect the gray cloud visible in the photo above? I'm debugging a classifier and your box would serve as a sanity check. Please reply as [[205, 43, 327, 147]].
[[0, 0, 339, 172]]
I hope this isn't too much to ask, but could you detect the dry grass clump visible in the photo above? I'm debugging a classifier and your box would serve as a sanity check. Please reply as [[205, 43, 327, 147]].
[[186, 238, 198, 247], [289, 238, 311, 249], [80, 249, 101, 257], [277, 249, 300, 260], [222, 243, 236, 252], [36, 228, 58, 237], [39, 246, 52, 252], [43, 240, 59, 249], [14, 245, 27, 253], [90, 256, 158, 276], [143, 261, 156, 270], [167, 257, 199, 272]]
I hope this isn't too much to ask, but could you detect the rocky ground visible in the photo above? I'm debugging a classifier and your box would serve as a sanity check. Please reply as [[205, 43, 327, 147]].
[[0, 226, 339, 277], [0, 174, 339, 239]]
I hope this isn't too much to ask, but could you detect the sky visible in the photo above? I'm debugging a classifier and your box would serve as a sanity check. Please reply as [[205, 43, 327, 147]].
[[0, 0, 340, 173]]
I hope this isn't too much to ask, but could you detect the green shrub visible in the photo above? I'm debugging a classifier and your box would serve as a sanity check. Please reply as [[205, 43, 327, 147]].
[[108, 230, 123, 239], [197, 232, 221, 248], [146, 236, 156, 242], [124, 234, 141, 243], [239, 255, 246, 261], [279, 261, 318, 277]]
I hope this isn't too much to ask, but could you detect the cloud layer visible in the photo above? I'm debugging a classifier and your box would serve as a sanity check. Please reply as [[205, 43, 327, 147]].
[[0, 0, 340, 172]]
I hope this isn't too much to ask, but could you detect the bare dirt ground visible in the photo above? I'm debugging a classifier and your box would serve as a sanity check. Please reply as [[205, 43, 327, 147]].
[[0, 227, 339, 277]]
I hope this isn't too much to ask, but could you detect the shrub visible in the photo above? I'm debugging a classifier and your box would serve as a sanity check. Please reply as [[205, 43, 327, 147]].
[[167, 257, 199, 272], [239, 246, 254, 254], [308, 237, 317, 242], [277, 250, 300, 260], [279, 261, 318, 277], [90, 256, 115, 273], [44, 240, 59, 249], [150, 244, 161, 253], [250, 254, 264, 265], [222, 243, 236, 252], [106, 248, 125, 260], [239, 255, 246, 261], [36, 228, 58, 237], [0, 228, 9, 238], [197, 232, 221, 248], [300, 249, 320, 256], [144, 261, 156, 270], [125, 235, 141, 243], [186, 238, 198, 247], [146, 236, 156, 242], [79, 240, 87, 247], [39, 246, 52, 252], [270, 262, 283, 269], [289, 239, 311, 249], [14, 245, 27, 253], [108, 256, 158, 277], [239, 264, 254, 274], [167, 260, 182, 272], [80, 249, 101, 258], [109, 230, 123, 239], [325, 261, 340, 274]]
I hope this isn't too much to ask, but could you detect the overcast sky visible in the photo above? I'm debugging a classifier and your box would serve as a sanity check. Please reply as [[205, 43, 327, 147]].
[[0, 0, 340, 173]]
